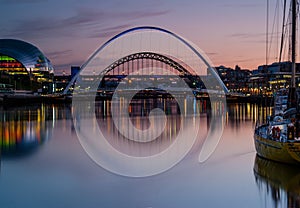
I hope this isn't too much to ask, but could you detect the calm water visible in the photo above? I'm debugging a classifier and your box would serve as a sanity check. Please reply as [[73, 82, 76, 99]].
[[0, 100, 297, 208]]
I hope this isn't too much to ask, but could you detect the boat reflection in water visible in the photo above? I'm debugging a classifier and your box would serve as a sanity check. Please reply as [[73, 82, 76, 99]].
[[254, 155, 300, 208], [0, 105, 54, 157]]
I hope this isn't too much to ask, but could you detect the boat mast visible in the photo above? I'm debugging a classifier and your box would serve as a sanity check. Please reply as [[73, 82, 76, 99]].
[[266, 0, 269, 65], [292, 0, 296, 88], [289, 0, 297, 108]]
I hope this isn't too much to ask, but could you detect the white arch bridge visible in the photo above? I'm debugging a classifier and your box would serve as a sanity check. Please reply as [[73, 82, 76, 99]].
[[62, 26, 228, 98]]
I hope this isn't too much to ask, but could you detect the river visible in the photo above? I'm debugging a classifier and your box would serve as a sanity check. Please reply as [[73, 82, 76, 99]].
[[0, 99, 295, 208]]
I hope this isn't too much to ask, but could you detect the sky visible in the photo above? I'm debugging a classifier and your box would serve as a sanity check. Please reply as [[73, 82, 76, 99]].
[[0, 0, 289, 74]]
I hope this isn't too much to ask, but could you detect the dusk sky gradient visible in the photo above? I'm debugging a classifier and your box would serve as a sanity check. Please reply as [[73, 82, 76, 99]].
[[0, 0, 290, 74]]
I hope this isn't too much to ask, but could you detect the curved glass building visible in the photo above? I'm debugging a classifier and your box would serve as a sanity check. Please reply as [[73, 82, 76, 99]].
[[0, 39, 53, 90]]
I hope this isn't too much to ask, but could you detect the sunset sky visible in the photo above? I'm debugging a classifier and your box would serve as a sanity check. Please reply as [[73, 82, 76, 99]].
[[0, 0, 291, 74]]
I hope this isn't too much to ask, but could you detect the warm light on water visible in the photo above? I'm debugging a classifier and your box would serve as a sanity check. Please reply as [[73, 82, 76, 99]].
[[0, 100, 294, 207]]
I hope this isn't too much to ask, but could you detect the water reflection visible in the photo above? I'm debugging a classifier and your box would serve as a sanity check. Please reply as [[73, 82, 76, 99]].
[[226, 103, 273, 126], [254, 155, 300, 208], [0, 100, 271, 159], [95, 98, 203, 157], [0, 100, 284, 207], [0, 104, 71, 157], [91, 100, 273, 157]]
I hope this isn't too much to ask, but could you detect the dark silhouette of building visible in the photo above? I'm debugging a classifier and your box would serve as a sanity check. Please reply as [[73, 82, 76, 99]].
[[215, 65, 252, 94]]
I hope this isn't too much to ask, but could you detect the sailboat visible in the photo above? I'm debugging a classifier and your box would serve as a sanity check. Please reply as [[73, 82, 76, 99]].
[[254, 0, 300, 164]]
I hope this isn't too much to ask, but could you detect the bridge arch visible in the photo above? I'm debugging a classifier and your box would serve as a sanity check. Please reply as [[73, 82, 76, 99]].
[[101, 52, 195, 76], [63, 26, 228, 94]]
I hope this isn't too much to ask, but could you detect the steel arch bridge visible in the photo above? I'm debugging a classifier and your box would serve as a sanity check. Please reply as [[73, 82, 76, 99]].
[[101, 51, 202, 92], [64, 51, 204, 94], [101, 52, 196, 76]]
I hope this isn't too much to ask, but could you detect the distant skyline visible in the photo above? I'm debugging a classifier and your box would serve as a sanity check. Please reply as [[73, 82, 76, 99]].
[[0, 0, 294, 74]]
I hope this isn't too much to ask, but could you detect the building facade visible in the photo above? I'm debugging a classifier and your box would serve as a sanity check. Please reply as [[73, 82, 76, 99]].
[[0, 39, 53, 91], [250, 62, 300, 96], [215, 65, 252, 94]]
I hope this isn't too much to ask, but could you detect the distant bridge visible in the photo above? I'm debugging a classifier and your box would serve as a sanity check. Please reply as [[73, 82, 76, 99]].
[[64, 51, 204, 94], [101, 52, 195, 76]]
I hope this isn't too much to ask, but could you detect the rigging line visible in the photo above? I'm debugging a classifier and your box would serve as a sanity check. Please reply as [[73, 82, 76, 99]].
[[282, 6, 290, 61], [268, 0, 280, 62], [279, 0, 287, 62], [285, 3, 292, 61], [281, 2, 289, 61], [276, 0, 281, 60]]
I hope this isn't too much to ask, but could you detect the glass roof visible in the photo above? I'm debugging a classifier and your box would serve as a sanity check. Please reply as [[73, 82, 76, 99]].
[[0, 39, 53, 73]]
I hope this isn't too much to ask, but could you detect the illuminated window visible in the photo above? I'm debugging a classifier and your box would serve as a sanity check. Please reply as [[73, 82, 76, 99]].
[[0, 54, 27, 74]]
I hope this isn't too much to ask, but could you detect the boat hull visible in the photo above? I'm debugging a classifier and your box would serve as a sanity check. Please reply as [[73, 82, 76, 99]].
[[254, 132, 300, 165]]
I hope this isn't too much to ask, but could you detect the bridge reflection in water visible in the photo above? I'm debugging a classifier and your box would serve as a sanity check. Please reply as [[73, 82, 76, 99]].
[[91, 99, 267, 157], [94, 98, 211, 157]]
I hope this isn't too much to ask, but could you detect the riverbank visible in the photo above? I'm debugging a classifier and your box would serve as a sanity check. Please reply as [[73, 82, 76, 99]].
[[0, 92, 273, 106]]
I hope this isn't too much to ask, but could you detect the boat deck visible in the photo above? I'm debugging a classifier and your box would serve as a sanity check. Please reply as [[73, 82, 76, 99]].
[[255, 121, 291, 142], [255, 122, 300, 164]]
